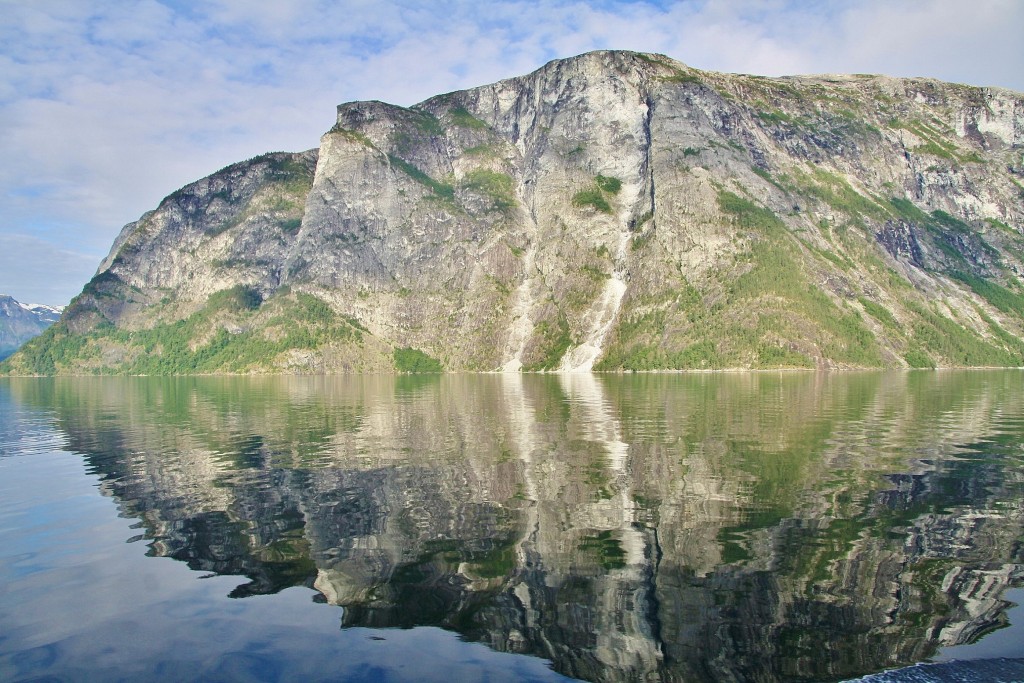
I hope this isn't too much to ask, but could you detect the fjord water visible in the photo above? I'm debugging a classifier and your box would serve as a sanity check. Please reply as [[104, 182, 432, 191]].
[[1, 372, 1022, 682]]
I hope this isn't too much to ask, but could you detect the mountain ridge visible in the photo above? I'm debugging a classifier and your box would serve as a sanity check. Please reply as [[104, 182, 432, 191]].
[[0, 294, 62, 361], [5, 50, 1024, 375]]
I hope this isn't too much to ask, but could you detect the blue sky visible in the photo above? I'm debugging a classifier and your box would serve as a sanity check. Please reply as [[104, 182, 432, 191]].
[[2, 0, 1022, 305]]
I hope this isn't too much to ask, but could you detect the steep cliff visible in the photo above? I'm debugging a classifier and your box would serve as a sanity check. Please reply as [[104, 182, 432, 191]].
[[6, 50, 1024, 374]]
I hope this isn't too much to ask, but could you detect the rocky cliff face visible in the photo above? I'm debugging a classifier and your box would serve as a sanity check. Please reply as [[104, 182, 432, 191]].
[[6, 50, 1024, 374]]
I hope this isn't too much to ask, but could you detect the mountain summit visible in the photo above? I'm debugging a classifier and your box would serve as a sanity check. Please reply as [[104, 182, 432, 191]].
[[6, 51, 1024, 374]]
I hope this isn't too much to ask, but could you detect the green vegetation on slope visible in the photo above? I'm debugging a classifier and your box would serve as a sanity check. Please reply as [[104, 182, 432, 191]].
[[598, 191, 885, 370], [950, 271, 1024, 318], [597, 179, 1024, 371], [2, 288, 366, 375], [460, 169, 516, 212], [393, 347, 443, 373], [572, 188, 612, 214], [906, 302, 1020, 367], [572, 175, 623, 214], [448, 106, 489, 130], [523, 314, 573, 371], [595, 174, 622, 194], [388, 154, 455, 201]]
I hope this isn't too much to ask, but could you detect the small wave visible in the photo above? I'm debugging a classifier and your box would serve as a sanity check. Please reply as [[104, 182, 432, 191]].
[[846, 658, 1024, 682]]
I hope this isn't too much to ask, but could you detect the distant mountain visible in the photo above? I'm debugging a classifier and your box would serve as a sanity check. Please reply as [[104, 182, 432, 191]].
[[4, 50, 1024, 375], [0, 295, 62, 360]]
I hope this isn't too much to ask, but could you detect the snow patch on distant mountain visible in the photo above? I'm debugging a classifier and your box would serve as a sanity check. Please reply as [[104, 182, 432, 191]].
[[1, 294, 63, 360], [19, 302, 64, 322]]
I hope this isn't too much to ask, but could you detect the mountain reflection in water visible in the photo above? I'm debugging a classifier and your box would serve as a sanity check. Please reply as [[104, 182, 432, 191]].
[[10, 371, 1024, 682]]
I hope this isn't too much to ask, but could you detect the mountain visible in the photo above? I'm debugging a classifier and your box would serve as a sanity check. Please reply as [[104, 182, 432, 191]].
[[0, 295, 62, 361], [5, 50, 1024, 375]]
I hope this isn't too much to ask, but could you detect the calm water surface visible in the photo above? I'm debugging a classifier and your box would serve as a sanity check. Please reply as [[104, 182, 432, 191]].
[[1, 372, 1022, 682]]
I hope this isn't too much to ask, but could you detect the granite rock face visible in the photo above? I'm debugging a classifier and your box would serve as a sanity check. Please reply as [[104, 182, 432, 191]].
[[8, 51, 1024, 374]]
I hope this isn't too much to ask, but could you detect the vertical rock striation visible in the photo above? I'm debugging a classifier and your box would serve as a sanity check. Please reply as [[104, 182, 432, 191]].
[[6, 51, 1024, 374]]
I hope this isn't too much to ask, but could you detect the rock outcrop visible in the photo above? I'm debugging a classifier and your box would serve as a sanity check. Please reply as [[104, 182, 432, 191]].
[[6, 51, 1024, 374]]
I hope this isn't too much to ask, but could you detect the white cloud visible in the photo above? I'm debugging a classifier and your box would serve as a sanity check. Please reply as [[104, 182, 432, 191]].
[[828, 0, 1024, 87], [0, 0, 1021, 306]]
